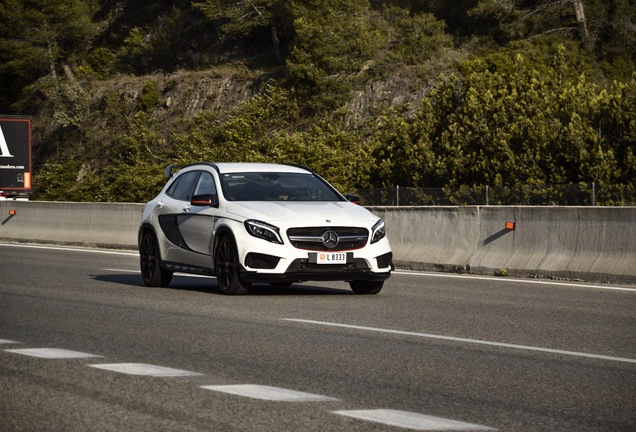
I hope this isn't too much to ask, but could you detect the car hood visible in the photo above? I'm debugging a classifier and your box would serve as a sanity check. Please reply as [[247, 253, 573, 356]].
[[225, 201, 379, 227]]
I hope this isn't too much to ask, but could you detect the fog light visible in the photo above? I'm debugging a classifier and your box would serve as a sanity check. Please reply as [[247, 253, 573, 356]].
[[376, 252, 393, 269], [245, 253, 280, 269]]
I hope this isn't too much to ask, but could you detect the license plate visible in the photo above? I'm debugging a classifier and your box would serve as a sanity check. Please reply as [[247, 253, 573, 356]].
[[316, 252, 347, 264]]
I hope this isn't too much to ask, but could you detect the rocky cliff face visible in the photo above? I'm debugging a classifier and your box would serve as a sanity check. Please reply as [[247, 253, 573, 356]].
[[31, 65, 430, 169]]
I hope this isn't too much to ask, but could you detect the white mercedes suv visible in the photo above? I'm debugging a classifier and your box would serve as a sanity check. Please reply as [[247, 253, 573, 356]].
[[139, 163, 392, 294]]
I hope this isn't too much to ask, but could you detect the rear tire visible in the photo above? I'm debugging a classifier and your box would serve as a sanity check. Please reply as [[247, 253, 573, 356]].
[[349, 280, 383, 295], [140, 231, 173, 287], [215, 235, 251, 295]]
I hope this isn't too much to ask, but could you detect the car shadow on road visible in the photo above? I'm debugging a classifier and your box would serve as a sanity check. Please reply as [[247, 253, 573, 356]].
[[246, 283, 351, 296], [92, 273, 146, 287], [92, 273, 353, 296]]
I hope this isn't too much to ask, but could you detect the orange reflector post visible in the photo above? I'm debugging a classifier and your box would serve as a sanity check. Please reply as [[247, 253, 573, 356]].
[[505, 221, 515, 230], [9, 209, 17, 216]]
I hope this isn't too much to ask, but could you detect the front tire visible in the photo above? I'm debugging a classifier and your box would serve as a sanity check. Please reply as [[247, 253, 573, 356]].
[[349, 280, 383, 295], [215, 235, 251, 295], [140, 231, 173, 287]]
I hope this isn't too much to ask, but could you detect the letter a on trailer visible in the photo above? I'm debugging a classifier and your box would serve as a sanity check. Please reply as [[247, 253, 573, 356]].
[[0, 126, 15, 157]]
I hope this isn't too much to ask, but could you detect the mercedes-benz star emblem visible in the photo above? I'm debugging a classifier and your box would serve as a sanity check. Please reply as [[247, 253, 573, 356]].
[[321, 230, 339, 248]]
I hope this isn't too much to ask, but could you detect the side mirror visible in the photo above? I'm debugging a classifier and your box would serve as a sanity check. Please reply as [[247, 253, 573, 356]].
[[191, 194, 219, 208], [345, 194, 360, 205], [164, 165, 173, 179]]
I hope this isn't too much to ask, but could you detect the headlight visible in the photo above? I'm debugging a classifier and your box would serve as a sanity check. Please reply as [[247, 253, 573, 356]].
[[371, 219, 386, 244], [244, 220, 283, 244]]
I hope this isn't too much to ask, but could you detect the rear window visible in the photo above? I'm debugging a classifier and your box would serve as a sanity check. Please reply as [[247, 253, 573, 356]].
[[219, 172, 342, 202]]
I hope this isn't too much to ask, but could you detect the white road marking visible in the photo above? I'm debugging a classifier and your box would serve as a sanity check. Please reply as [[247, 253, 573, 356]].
[[334, 409, 496, 431], [394, 270, 636, 292], [284, 319, 636, 364], [201, 384, 339, 402], [5, 348, 101, 359], [0, 339, 18, 344], [0, 243, 137, 256], [89, 363, 203, 377]]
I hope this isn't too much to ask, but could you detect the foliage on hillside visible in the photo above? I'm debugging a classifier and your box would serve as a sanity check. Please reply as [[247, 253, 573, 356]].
[[0, 0, 634, 203]]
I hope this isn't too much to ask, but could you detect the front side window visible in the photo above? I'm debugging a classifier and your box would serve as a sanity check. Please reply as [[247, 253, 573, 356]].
[[193, 171, 217, 197]]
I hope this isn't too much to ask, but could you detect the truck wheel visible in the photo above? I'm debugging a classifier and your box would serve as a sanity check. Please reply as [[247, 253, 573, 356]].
[[349, 280, 383, 295], [140, 231, 173, 287]]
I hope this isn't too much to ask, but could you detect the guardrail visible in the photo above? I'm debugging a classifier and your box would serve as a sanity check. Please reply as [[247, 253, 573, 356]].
[[1, 201, 634, 284], [355, 183, 636, 206]]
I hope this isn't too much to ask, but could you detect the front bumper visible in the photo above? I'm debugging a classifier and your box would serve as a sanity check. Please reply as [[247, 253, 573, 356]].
[[239, 252, 393, 283]]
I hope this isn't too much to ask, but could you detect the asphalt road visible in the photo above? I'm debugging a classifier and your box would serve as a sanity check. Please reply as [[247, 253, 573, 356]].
[[1, 242, 635, 431]]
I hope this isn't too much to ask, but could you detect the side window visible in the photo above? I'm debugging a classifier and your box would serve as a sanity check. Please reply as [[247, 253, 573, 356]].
[[167, 171, 199, 201], [193, 171, 217, 197], [165, 177, 180, 197]]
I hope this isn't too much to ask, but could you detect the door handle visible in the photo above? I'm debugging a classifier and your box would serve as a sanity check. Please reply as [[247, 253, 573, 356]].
[[183, 205, 191, 212], [156, 201, 164, 208]]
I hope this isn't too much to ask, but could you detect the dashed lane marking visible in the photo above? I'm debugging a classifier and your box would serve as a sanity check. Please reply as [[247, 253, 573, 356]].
[[1, 342, 495, 430], [88, 363, 203, 377], [333, 409, 496, 431], [0, 339, 18, 344], [201, 384, 340, 402], [5, 348, 102, 359], [284, 319, 636, 364]]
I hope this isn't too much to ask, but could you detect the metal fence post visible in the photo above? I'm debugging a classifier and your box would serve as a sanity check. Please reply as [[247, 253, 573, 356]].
[[396, 185, 400, 206], [486, 185, 489, 206], [592, 182, 596, 206]]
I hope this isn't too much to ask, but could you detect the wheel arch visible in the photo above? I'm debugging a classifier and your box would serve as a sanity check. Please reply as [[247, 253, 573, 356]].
[[212, 225, 237, 264], [138, 223, 158, 248]]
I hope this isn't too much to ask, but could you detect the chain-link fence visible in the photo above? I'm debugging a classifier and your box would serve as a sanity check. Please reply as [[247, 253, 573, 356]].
[[352, 183, 636, 206]]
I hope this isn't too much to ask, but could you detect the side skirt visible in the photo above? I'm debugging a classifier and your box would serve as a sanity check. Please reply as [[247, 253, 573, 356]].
[[163, 261, 215, 277]]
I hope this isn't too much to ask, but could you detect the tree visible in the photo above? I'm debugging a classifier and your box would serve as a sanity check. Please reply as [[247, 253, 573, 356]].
[[378, 4, 453, 65], [0, 0, 96, 112], [368, 105, 438, 188], [590, 0, 636, 68], [287, 0, 383, 111], [420, 39, 630, 198], [193, 0, 291, 64], [468, 0, 591, 49]]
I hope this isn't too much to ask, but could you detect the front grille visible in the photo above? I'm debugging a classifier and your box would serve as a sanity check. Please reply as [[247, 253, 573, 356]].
[[287, 227, 369, 251]]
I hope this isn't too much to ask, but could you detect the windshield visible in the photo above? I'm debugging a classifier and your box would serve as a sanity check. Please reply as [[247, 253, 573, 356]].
[[219, 172, 343, 202]]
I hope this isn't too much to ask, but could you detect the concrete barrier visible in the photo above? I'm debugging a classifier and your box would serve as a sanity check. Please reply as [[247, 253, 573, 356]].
[[368, 206, 636, 284], [1, 201, 634, 284], [0, 201, 142, 249]]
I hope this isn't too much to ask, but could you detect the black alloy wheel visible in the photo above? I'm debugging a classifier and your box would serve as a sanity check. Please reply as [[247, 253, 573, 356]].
[[215, 235, 250, 295], [140, 231, 173, 287]]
